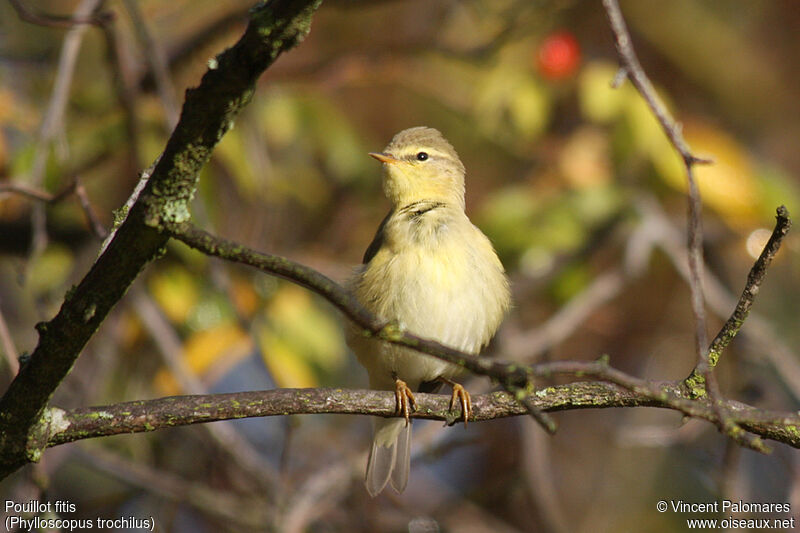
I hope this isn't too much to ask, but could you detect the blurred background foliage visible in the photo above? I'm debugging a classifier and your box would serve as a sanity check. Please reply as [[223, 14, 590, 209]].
[[1, 0, 799, 531]]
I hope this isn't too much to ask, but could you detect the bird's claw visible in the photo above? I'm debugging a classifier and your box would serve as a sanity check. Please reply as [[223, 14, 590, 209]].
[[394, 378, 416, 426], [449, 382, 472, 428]]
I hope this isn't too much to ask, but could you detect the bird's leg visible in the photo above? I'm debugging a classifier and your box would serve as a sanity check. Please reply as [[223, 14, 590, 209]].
[[394, 377, 416, 426], [436, 377, 472, 428]]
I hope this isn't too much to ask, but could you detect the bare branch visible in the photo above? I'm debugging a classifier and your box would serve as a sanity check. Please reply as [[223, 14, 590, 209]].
[[686, 206, 792, 388], [0, 300, 19, 376], [161, 220, 799, 452], [707, 207, 792, 362], [601, 0, 768, 451], [121, 0, 180, 127], [8, 0, 112, 29], [163, 221, 529, 389], [0, 0, 323, 479], [40, 384, 800, 450], [0, 178, 107, 240], [25, 0, 105, 266], [0, 183, 56, 203], [602, 0, 710, 372], [634, 196, 800, 399], [73, 180, 108, 239]]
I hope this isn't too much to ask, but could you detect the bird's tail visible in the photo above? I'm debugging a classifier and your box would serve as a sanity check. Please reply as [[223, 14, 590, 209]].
[[365, 417, 411, 497]]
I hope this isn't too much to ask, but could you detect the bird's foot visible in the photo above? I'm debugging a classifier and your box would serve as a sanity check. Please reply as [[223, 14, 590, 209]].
[[394, 378, 416, 426], [438, 377, 472, 428]]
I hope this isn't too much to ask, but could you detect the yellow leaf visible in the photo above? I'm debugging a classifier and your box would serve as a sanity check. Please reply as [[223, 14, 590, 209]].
[[578, 61, 629, 123], [652, 121, 761, 227], [257, 284, 346, 387], [214, 127, 263, 198], [624, 90, 674, 159], [259, 90, 301, 148], [257, 329, 317, 388], [509, 78, 549, 141], [154, 323, 253, 395], [229, 275, 260, 318], [148, 266, 198, 324], [184, 323, 252, 376], [118, 309, 144, 349]]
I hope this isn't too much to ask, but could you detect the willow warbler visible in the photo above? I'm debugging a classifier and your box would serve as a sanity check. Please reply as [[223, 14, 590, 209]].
[[347, 127, 510, 496]]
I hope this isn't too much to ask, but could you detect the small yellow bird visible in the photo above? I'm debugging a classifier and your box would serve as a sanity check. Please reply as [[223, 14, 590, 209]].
[[347, 127, 510, 496]]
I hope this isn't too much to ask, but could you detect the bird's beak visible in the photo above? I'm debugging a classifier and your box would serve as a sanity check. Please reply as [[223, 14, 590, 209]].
[[369, 152, 401, 164]]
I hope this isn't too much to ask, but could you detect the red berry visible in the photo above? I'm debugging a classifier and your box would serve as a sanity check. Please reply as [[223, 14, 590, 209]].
[[537, 31, 581, 80]]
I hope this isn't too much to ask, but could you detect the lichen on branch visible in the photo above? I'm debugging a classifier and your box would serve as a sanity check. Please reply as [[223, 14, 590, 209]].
[[0, 0, 323, 480]]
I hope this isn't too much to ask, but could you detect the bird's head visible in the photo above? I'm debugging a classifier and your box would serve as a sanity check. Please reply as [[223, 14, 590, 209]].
[[369, 127, 466, 209]]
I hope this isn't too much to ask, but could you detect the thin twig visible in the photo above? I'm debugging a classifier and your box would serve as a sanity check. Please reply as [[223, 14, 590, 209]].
[[522, 422, 570, 533], [705, 207, 791, 367], [0, 179, 107, 239], [503, 270, 626, 361], [25, 0, 105, 271], [0, 180, 77, 203], [99, 9, 143, 178], [130, 289, 280, 489], [121, 0, 180, 128], [73, 179, 108, 239], [602, 0, 711, 167], [686, 206, 792, 387], [634, 196, 800, 400], [501, 213, 659, 363], [8, 0, 112, 29], [601, 0, 748, 448], [0, 183, 56, 203], [602, 0, 711, 369], [0, 301, 20, 376], [505, 384, 557, 434], [74, 446, 271, 528]]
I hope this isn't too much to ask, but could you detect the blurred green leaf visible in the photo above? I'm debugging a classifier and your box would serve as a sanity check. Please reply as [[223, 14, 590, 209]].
[[257, 283, 346, 388], [578, 61, 629, 123], [756, 164, 800, 221], [479, 184, 622, 267], [27, 243, 74, 295], [550, 263, 592, 304], [148, 265, 199, 324], [474, 63, 550, 145]]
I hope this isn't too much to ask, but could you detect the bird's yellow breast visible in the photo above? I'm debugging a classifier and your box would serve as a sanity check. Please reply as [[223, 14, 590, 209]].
[[352, 205, 509, 358]]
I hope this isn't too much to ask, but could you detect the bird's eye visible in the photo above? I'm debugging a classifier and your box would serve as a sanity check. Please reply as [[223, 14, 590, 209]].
[[416, 152, 429, 161]]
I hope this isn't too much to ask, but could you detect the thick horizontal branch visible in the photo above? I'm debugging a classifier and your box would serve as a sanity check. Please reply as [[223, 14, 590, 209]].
[[42, 384, 800, 449], [163, 221, 798, 453]]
